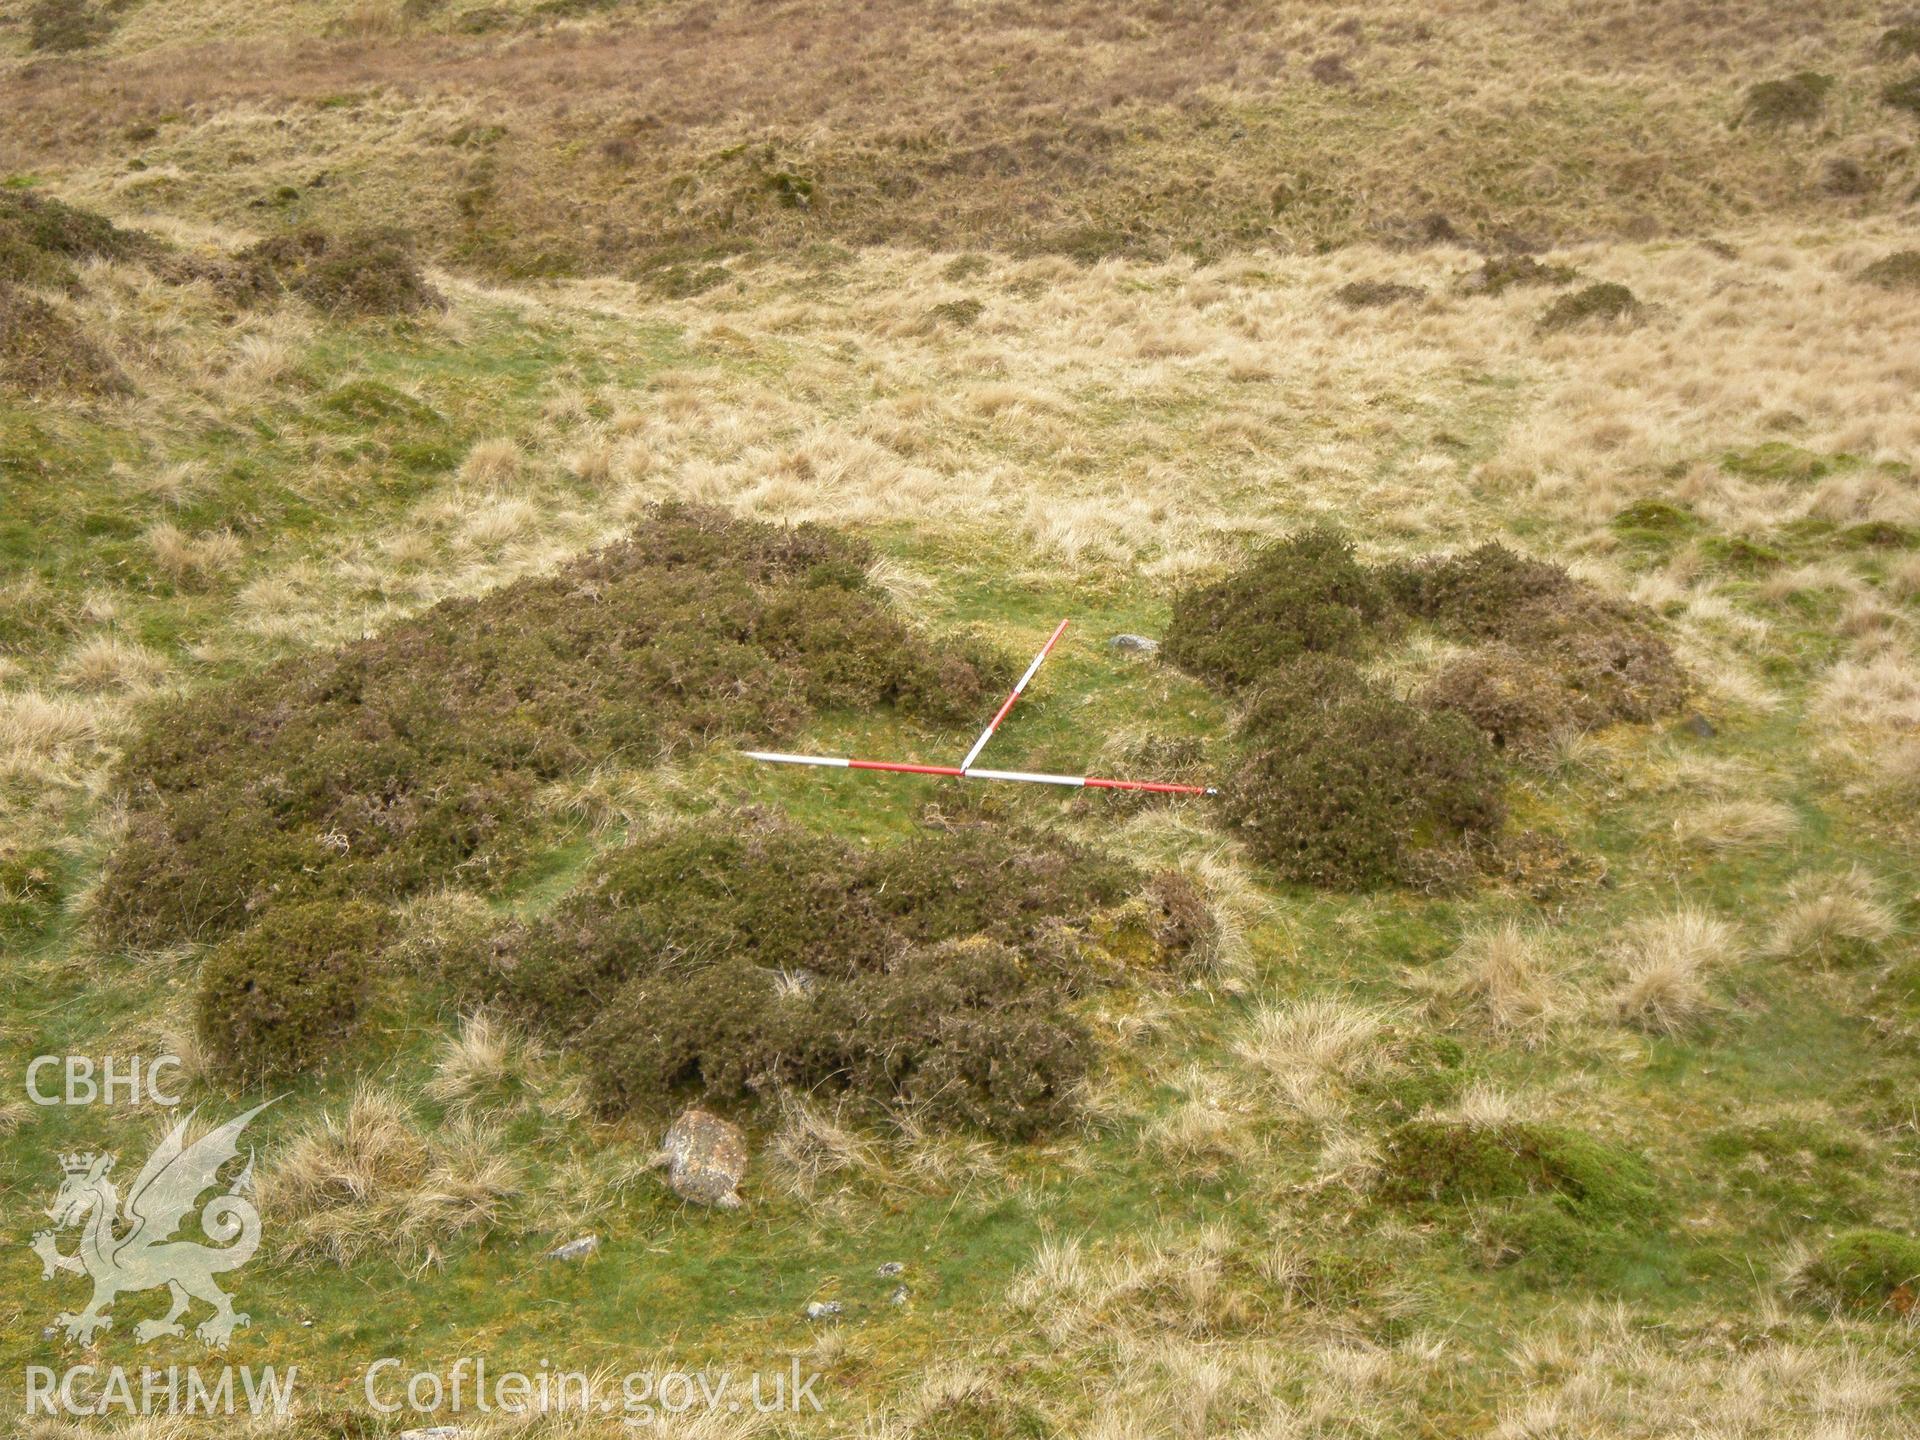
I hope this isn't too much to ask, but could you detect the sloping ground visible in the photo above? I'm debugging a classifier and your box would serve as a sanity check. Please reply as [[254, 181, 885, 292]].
[[2, 15, 1920, 1435], [4, 0, 1918, 273]]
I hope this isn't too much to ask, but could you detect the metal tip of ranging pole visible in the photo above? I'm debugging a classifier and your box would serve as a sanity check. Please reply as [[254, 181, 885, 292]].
[[741, 619, 1220, 798]]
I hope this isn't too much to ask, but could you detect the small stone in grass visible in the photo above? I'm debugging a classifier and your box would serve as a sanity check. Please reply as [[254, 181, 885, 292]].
[[805, 1300, 843, 1320], [656, 1107, 747, 1209], [547, 1235, 599, 1261]]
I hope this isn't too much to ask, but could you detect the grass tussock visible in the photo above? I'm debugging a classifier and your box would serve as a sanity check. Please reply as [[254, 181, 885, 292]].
[[1416, 921, 1568, 1045], [1610, 907, 1741, 1034], [258, 1087, 523, 1270], [1766, 866, 1898, 966]]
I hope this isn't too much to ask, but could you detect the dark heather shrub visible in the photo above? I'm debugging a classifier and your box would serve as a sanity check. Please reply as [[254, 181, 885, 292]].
[[451, 813, 1195, 1138], [26, 0, 114, 53], [1383, 543, 1577, 639], [1420, 644, 1578, 755], [0, 283, 128, 396], [1536, 282, 1641, 332], [1383, 543, 1687, 725], [466, 814, 1149, 1029], [1335, 280, 1424, 308], [1142, 869, 1218, 966], [1223, 656, 1505, 889], [95, 505, 1014, 948], [579, 937, 1089, 1139], [229, 228, 445, 317], [1456, 255, 1578, 296], [863, 824, 1141, 946], [1740, 72, 1834, 127], [1860, 251, 1920, 290], [1164, 526, 1394, 691], [0, 190, 140, 289], [1880, 74, 1920, 118], [844, 936, 1091, 1138], [195, 901, 386, 1081]]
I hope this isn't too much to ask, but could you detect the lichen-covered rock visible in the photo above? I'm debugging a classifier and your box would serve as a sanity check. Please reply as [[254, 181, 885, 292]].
[[657, 1107, 747, 1209]]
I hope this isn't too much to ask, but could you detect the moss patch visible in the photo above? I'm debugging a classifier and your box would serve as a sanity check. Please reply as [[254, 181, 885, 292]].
[[1797, 1229, 1920, 1317], [1380, 1119, 1661, 1219]]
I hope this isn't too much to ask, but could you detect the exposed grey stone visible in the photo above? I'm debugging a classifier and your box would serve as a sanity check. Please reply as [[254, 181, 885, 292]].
[[1109, 633, 1160, 654], [656, 1107, 747, 1209], [546, 1234, 599, 1261], [805, 1300, 843, 1320], [876, 1261, 904, 1277]]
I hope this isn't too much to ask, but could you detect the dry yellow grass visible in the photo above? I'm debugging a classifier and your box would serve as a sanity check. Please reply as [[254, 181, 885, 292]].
[[258, 1086, 524, 1269], [1610, 907, 1743, 1034], [1413, 920, 1570, 1045], [8, 0, 1914, 275], [1767, 866, 1899, 964]]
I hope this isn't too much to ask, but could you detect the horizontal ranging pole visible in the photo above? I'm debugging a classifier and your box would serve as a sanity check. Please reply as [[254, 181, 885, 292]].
[[740, 752, 1219, 797], [741, 616, 1219, 796]]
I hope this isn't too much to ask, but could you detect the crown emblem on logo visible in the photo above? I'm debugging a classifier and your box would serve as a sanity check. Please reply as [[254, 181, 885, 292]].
[[58, 1151, 104, 1175]]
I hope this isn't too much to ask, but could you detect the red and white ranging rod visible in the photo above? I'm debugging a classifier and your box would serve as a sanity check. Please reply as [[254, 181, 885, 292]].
[[742, 618, 1219, 797]]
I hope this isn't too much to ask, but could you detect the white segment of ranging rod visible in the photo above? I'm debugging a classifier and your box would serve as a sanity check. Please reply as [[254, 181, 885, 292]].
[[959, 618, 1070, 771], [739, 751, 850, 768], [961, 766, 1087, 788]]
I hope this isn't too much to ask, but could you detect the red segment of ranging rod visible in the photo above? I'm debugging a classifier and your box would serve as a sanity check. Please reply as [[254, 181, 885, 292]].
[[959, 618, 1070, 771]]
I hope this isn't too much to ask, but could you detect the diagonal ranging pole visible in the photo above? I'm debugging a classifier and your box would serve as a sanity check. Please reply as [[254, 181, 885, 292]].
[[961, 618, 1070, 771]]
